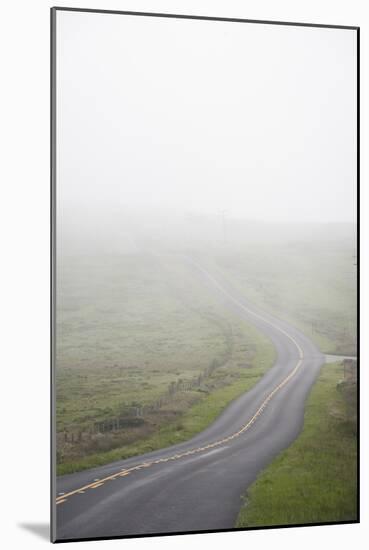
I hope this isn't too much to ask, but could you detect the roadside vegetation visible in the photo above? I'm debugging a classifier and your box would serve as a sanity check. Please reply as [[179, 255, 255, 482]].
[[207, 226, 356, 356], [57, 347, 273, 475], [236, 360, 357, 527], [56, 253, 275, 474]]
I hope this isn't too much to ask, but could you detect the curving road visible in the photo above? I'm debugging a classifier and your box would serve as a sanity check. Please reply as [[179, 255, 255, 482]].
[[54, 260, 325, 541]]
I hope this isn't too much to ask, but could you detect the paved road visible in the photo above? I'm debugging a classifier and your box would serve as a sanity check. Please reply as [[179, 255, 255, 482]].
[[55, 261, 324, 541]]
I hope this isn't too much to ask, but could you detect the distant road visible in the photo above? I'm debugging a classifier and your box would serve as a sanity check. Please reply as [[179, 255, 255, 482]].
[[55, 260, 324, 541]]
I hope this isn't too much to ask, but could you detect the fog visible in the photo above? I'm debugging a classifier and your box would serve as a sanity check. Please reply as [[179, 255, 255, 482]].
[[56, 11, 357, 255], [54, 13, 357, 498]]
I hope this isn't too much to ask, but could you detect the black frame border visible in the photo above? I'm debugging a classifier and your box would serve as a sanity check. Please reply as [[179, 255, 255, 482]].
[[50, 7, 360, 544]]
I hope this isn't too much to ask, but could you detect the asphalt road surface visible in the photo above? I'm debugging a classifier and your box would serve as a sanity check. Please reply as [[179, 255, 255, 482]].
[[55, 261, 325, 541]]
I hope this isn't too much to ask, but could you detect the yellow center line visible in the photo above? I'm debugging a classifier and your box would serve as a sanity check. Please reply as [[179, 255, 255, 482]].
[[56, 267, 305, 505]]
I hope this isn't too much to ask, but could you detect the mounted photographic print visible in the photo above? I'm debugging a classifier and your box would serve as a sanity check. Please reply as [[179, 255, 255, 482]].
[[51, 7, 359, 543]]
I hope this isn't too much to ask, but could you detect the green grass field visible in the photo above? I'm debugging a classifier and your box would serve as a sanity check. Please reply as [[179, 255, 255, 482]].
[[209, 238, 356, 356], [56, 225, 356, 476], [236, 361, 357, 527], [56, 252, 275, 473], [57, 348, 273, 475]]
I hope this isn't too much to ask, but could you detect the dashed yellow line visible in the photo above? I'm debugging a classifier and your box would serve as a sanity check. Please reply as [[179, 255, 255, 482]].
[[56, 266, 305, 506]]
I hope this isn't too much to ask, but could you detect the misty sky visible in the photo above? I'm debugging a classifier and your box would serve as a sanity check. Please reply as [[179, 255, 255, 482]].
[[56, 11, 357, 225]]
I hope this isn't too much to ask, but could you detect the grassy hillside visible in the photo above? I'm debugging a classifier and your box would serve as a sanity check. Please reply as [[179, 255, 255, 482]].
[[56, 252, 275, 473], [56, 223, 356, 475], [207, 236, 356, 356]]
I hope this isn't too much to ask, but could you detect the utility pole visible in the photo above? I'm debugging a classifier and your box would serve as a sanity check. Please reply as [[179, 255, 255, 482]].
[[219, 209, 227, 243]]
